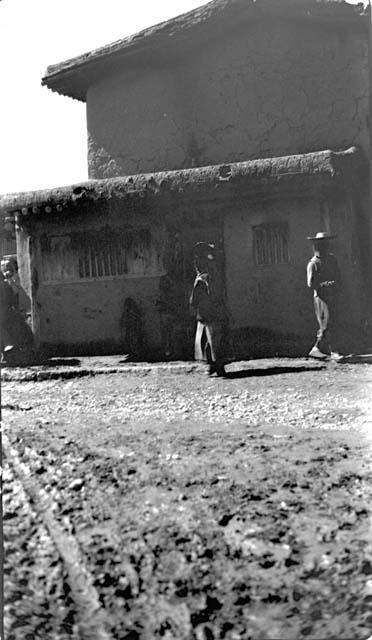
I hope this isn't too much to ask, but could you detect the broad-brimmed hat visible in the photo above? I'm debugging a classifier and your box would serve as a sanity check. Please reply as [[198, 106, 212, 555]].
[[307, 231, 336, 241]]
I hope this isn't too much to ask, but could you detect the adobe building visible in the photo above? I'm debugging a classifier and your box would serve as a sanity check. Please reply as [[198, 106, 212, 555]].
[[0, 0, 371, 358]]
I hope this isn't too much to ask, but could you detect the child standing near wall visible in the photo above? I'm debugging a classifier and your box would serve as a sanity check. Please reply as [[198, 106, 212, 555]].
[[190, 242, 229, 377]]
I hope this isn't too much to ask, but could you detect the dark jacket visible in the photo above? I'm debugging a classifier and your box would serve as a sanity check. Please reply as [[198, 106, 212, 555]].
[[307, 253, 340, 301], [190, 271, 228, 324]]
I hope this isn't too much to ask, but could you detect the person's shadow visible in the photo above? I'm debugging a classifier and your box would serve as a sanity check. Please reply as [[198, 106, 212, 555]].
[[224, 353, 372, 378], [337, 354, 372, 364], [224, 364, 326, 379], [224, 365, 325, 380]]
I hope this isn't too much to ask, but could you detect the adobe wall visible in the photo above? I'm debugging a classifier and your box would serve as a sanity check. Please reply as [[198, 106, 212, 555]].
[[23, 183, 368, 358], [37, 277, 162, 355], [30, 198, 227, 357], [29, 203, 168, 356], [87, 19, 369, 178], [224, 189, 368, 355]]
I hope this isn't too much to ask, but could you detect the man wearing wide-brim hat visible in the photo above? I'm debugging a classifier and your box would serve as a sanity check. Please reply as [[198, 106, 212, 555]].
[[306, 231, 343, 361]]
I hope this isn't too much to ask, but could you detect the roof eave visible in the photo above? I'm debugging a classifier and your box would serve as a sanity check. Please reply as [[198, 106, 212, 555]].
[[41, 0, 370, 102]]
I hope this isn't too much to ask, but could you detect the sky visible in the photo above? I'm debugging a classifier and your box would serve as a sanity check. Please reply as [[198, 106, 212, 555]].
[[0, 0, 367, 195], [0, 0, 209, 194]]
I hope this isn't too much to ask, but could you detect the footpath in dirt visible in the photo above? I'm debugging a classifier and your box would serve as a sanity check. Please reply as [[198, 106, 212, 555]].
[[3, 358, 372, 640]]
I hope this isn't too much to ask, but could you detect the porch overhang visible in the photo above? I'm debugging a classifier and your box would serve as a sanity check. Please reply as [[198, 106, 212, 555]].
[[0, 147, 365, 224]]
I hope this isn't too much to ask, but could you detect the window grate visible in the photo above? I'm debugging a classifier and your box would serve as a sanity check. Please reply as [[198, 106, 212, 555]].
[[40, 227, 162, 282], [253, 223, 289, 266]]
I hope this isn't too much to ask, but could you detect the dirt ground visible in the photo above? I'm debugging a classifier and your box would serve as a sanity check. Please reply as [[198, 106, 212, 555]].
[[3, 358, 372, 640]]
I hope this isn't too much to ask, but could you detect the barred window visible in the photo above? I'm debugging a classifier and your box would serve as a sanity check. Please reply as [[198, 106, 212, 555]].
[[253, 223, 289, 266], [40, 227, 162, 283]]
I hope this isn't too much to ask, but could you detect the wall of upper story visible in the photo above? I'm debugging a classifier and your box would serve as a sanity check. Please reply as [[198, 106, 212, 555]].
[[86, 17, 369, 178]]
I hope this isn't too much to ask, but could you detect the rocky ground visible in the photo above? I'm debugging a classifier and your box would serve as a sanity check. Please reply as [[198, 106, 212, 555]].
[[3, 357, 372, 640]]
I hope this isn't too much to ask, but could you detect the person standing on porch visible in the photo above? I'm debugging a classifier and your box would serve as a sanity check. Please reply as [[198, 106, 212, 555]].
[[307, 231, 344, 362], [189, 242, 228, 377]]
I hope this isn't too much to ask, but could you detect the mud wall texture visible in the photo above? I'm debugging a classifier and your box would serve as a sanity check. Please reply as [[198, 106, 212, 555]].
[[224, 193, 366, 350], [37, 277, 162, 354], [87, 19, 369, 178], [24, 182, 367, 358], [29, 204, 167, 355]]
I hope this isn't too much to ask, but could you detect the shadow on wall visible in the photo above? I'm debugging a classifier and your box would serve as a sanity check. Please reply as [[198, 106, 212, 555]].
[[29, 320, 372, 362], [230, 327, 310, 359], [229, 323, 372, 360]]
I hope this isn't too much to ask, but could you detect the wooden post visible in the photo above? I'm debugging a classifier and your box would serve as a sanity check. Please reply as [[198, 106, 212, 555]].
[[16, 226, 40, 352], [370, 0, 372, 307]]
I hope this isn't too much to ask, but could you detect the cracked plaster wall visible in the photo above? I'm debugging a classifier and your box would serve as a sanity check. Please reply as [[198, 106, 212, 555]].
[[86, 19, 369, 178]]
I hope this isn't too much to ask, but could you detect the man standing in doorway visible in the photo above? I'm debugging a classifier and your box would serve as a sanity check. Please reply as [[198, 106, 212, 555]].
[[307, 231, 343, 362], [190, 242, 228, 377]]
